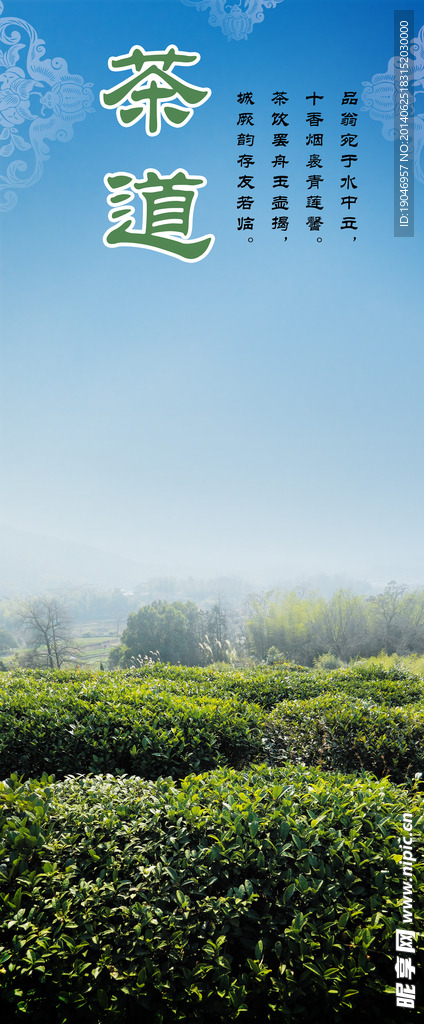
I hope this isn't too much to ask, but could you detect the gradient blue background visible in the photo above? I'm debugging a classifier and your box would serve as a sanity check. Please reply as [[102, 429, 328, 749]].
[[1, 0, 423, 585]]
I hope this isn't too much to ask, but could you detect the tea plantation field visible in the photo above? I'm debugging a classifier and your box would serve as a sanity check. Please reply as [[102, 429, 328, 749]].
[[1, 663, 423, 1022]]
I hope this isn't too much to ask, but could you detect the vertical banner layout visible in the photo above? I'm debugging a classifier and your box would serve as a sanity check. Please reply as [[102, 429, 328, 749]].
[[0, 2, 423, 1023]]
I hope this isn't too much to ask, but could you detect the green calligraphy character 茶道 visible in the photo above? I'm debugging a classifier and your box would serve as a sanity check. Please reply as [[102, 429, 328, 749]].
[[100, 44, 211, 134], [103, 168, 215, 262]]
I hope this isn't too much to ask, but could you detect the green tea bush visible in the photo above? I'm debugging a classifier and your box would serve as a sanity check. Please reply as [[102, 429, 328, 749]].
[[0, 766, 422, 1022], [343, 661, 420, 683], [356, 653, 424, 676], [0, 672, 265, 781], [263, 694, 424, 781], [318, 665, 424, 706], [127, 663, 424, 710], [3, 667, 424, 785], [125, 663, 320, 709]]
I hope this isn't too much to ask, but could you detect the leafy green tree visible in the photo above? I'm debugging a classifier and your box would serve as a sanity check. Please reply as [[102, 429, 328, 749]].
[[109, 601, 207, 668], [245, 589, 326, 665], [204, 601, 229, 662], [315, 589, 369, 662], [275, 590, 326, 665], [244, 591, 278, 662], [245, 584, 424, 664]]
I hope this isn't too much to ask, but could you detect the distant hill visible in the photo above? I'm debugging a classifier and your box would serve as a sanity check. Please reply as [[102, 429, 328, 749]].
[[0, 526, 384, 601], [0, 526, 146, 595]]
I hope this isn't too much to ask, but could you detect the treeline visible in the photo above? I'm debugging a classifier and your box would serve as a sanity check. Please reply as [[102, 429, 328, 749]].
[[6, 581, 424, 670], [245, 582, 424, 665], [108, 582, 424, 668]]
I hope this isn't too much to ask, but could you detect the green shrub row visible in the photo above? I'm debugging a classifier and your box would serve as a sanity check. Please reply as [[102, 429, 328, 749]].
[[2, 669, 424, 783], [1, 766, 422, 1022], [0, 672, 266, 781], [5, 662, 424, 709], [315, 665, 424, 707], [125, 662, 424, 708], [145, 662, 424, 703], [263, 694, 424, 782]]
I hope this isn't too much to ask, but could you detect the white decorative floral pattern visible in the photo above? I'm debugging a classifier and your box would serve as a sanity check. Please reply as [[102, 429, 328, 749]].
[[0, 1, 94, 211], [181, 0, 285, 41], [362, 23, 424, 182]]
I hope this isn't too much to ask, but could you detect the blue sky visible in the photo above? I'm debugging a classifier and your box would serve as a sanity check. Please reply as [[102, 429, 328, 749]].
[[1, 0, 424, 586]]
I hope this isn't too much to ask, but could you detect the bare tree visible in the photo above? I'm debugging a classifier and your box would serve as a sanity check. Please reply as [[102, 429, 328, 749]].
[[370, 581, 407, 654], [17, 597, 79, 668]]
